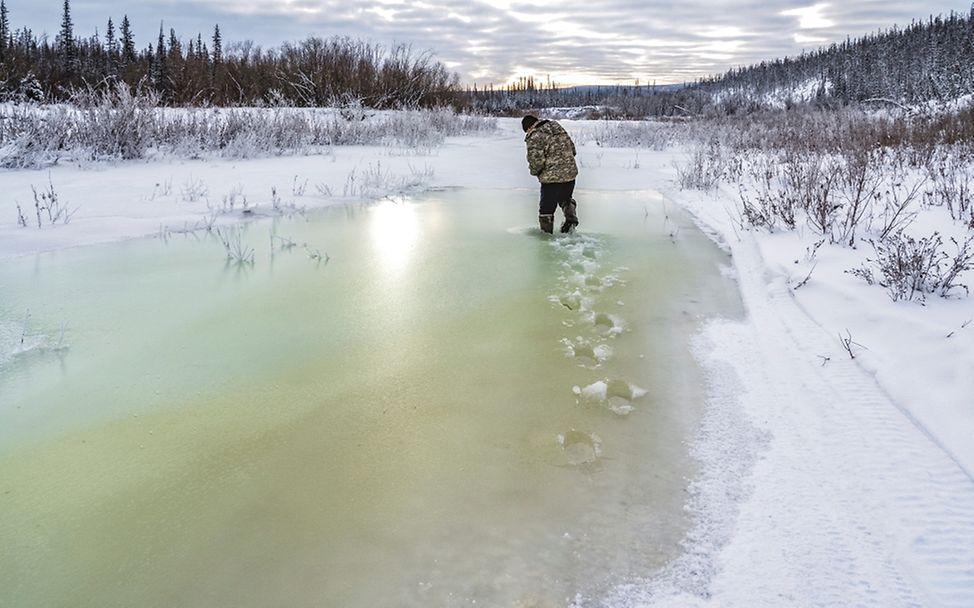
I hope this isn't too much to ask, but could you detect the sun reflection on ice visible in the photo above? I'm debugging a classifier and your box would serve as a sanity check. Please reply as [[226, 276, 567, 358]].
[[369, 199, 420, 275]]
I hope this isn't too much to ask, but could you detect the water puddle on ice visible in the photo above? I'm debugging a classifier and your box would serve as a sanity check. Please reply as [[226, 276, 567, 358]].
[[0, 189, 742, 607]]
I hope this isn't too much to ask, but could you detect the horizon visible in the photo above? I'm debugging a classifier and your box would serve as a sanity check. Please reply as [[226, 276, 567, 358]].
[[4, 1, 973, 87]]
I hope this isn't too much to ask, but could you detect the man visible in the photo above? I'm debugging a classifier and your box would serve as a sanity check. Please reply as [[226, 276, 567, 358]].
[[522, 115, 579, 234]]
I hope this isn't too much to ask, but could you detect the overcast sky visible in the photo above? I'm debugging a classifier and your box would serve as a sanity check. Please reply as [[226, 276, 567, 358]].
[[7, 1, 973, 85]]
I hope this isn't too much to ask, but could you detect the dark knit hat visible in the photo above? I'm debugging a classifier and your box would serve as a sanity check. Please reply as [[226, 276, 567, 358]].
[[521, 115, 539, 132]]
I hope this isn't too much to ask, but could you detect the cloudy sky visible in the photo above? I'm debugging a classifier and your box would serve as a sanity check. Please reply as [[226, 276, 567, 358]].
[[9, 1, 973, 85]]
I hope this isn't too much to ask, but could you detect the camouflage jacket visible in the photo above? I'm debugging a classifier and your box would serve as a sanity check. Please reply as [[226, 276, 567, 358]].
[[525, 120, 578, 184]]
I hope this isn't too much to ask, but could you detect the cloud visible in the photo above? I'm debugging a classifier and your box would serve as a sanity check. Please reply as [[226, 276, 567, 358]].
[[794, 33, 829, 44], [781, 3, 835, 30], [7, 0, 972, 85]]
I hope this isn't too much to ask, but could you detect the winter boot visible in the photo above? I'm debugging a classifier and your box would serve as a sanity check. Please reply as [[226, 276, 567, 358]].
[[559, 199, 578, 233], [539, 214, 555, 234]]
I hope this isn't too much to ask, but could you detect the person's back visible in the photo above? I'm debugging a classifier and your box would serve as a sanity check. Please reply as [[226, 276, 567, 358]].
[[525, 120, 578, 185], [523, 115, 579, 234]]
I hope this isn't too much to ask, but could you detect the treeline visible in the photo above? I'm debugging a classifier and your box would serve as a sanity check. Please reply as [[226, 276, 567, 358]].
[[699, 7, 974, 111], [0, 0, 462, 107], [467, 78, 698, 118]]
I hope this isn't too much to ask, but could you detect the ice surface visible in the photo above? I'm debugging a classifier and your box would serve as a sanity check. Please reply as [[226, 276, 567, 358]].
[[0, 189, 740, 607]]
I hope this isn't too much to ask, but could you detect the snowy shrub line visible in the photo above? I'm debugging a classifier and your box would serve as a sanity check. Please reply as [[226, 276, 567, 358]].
[[700, 106, 974, 162], [581, 105, 974, 162], [0, 84, 497, 168], [724, 143, 974, 303], [714, 109, 974, 244], [574, 119, 690, 150], [734, 148, 930, 246], [645, 104, 974, 303], [849, 232, 974, 302]]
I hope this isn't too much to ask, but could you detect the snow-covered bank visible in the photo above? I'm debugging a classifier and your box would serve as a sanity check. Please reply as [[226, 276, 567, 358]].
[[2, 117, 973, 604], [631, 187, 974, 607], [667, 175, 974, 472]]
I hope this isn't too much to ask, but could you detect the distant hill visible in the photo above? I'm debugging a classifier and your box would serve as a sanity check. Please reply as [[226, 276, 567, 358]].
[[694, 8, 974, 111], [466, 80, 696, 117]]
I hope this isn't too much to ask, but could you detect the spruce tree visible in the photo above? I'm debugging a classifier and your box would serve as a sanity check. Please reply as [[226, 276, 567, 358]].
[[59, 0, 76, 71], [0, 0, 9, 53], [153, 21, 167, 87], [168, 27, 181, 61], [105, 18, 117, 58], [212, 24, 222, 64], [197, 33, 208, 62], [120, 15, 135, 63]]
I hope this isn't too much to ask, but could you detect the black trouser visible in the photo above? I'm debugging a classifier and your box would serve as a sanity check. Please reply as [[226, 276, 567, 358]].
[[539, 180, 575, 215]]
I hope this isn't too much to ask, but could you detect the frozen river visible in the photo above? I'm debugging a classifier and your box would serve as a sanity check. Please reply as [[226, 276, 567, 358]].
[[0, 189, 741, 606]]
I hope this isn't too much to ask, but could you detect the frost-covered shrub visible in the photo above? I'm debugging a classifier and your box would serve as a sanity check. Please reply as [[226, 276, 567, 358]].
[[675, 139, 728, 191], [926, 153, 974, 227], [835, 148, 884, 246], [0, 104, 68, 168], [215, 227, 255, 266], [179, 177, 209, 203], [850, 232, 974, 302], [737, 152, 839, 232], [781, 151, 841, 236], [15, 176, 77, 228], [737, 157, 780, 229], [876, 177, 926, 241], [69, 83, 162, 160]]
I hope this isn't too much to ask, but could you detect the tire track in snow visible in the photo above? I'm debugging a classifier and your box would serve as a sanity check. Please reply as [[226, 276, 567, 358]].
[[608, 233, 974, 607], [752, 240, 974, 607], [712, 237, 974, 606]]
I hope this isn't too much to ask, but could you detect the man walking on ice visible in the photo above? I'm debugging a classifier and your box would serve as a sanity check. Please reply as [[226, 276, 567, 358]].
[[522, 115, 579, 234]]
